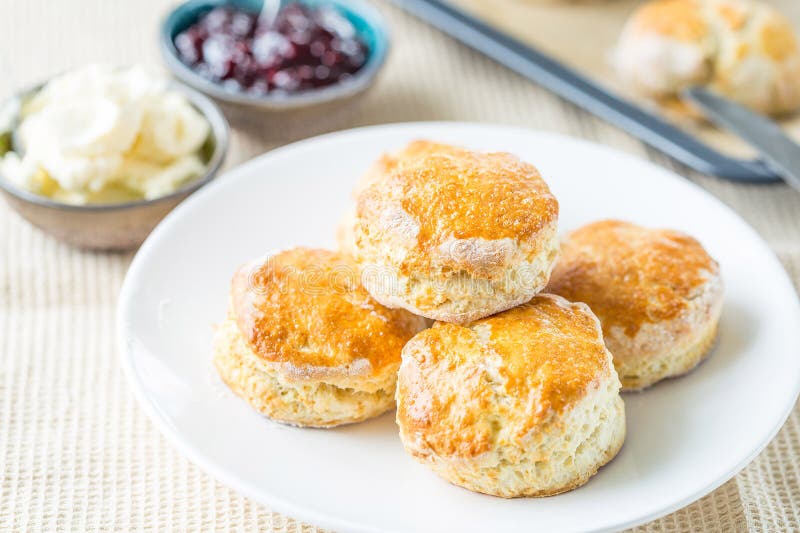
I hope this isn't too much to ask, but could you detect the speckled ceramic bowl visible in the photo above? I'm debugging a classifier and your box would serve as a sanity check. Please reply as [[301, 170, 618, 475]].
[[160, 0, 390, 110], [0, 83, 229, 251]]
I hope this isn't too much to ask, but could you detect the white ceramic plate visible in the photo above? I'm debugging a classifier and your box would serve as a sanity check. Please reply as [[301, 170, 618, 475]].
[[118, 123, 800, 533]]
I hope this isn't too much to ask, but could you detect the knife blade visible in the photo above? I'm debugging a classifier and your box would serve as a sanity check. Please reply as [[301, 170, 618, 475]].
[[683, 87, 800, 192]]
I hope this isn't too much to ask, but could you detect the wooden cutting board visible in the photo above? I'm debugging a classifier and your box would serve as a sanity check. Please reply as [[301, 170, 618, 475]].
[[449, 0, 800, 159]]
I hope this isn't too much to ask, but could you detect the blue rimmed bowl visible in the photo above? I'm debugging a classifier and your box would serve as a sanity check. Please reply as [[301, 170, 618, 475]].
[[160, 0, 391, 110]]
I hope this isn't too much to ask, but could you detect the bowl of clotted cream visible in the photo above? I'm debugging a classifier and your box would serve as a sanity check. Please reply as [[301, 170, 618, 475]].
[[0, 63, 228, 250]]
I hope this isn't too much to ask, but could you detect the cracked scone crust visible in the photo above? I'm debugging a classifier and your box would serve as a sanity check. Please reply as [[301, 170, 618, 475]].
[[214, 247, 428, 428], [547, 220, 724, 390], [352, 141, 559, 324], [396, 295, 625, 497], [614, 0, 800, 116]]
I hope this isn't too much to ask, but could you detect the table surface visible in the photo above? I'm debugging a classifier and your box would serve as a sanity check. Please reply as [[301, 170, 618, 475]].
[[1, 1, 799, 531]]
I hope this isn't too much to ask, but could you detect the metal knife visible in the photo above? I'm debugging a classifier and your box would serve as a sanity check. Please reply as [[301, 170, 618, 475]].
[[683, 87, 800, 192]]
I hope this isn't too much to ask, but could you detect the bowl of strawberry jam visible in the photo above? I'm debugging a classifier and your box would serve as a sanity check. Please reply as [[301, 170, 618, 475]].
[[160, 0, 389, 109]]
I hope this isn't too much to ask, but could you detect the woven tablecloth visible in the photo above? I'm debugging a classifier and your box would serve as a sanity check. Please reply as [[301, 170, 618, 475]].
[[1, 1, 798, 531]]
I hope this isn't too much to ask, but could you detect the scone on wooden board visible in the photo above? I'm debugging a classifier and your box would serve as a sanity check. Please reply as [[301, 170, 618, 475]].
[[352, 140, 559, 324], [396, 294, 626, 497], [214, 247, 428, 428], [548, 220, 724, 390], [614, 0, 800, 117]]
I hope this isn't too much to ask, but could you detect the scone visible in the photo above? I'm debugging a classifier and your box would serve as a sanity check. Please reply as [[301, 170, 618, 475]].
[[214, 247, 428, 428], [396, 295, 625, 497], [547, 220, 723, 390], [614, 0, 800, 117], [352, 140, 559, 324], [336, 148, 403, 256], [336, 206, 358, 256]]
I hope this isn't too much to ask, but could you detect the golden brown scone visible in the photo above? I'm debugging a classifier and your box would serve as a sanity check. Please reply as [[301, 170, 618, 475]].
[[214, 247, 428, 428], [547, 220, 724, 390], [396, 294, 625, 498], [352, 141, 559, 324], [614, 0, 800, 117], [336, 206, 358, 256], [336, 151, 401, 256]]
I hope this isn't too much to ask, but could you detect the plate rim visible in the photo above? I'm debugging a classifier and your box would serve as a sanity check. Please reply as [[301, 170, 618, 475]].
[[117, 121, 800, 533]]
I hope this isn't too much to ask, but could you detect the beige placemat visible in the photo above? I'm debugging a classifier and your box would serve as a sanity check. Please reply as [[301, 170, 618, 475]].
[[0, 1, 798, 531]]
